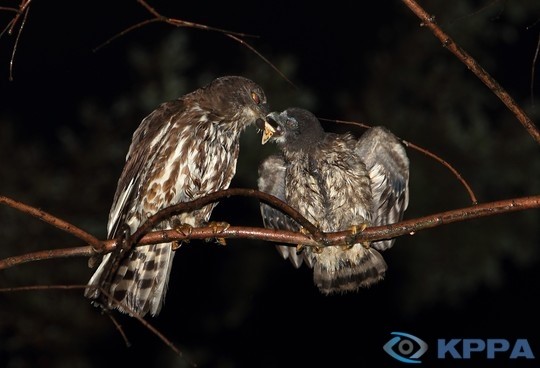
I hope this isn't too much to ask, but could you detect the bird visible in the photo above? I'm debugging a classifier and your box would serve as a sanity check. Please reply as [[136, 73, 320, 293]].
[[85, 75, 270, 316], [257, 107, 409, 294]]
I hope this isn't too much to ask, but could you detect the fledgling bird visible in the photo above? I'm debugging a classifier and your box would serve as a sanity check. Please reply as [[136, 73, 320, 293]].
[[257, 108, 409, 294], [85, 76, 269, 316]]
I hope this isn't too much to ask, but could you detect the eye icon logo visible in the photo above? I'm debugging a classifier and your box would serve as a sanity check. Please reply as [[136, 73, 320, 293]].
[[383, 332, 428, 364]]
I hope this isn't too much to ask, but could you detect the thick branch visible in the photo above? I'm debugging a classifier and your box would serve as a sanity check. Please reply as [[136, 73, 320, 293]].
[[401, 0, 540, 144], [128, 188, 326, 248], [1, 195, 538, 270]]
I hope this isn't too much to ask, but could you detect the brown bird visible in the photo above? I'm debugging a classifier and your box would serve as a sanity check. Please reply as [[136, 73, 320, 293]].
[[85, 76, 269, 316], [257, 108, 409, 294]]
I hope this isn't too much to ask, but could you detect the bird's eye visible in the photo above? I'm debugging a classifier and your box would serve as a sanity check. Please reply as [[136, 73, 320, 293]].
[[287, 118, 298, 129], [251, 91, 261, 105]]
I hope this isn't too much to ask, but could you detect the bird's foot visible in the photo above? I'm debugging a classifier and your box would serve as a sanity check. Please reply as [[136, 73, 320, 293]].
[[204, 221, 230, 246], [172, 223, 194, 250], [297, 226, 323, 254], [343, 223, 369, 250], [295, 244, 306, 255], [176, 223, 194, 236], [171, 241, 182, 251]]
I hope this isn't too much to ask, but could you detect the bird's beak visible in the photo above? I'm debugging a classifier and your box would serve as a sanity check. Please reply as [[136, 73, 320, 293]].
[[256, 115, 277, 145]]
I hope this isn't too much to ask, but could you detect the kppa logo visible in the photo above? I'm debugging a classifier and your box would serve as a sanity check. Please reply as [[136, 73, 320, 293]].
[[383, 332, 428, 363], [383, 332, 535, 363]]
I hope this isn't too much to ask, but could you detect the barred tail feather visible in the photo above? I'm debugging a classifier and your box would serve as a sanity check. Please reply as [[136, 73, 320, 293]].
[[84, 253, 112, 299], [312, 246, 387, 295], [275, 245, 304, 268], [85, 243, 175, 317]]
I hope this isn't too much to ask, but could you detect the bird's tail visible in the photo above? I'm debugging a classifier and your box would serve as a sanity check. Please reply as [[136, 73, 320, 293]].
[[85, 242, 175, 317], [311, 245, 387, 295]]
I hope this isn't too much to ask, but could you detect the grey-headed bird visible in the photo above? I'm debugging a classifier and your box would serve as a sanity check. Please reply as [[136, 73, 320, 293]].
[[257, 108, 409, 294]]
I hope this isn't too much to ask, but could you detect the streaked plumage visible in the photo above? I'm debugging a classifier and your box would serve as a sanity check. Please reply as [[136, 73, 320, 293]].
[[85, 76, 269, 316], [257, 108, 409, 294]]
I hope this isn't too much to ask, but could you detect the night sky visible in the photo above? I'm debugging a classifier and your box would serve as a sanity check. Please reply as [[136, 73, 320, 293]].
[[1, 1, 540, 367]]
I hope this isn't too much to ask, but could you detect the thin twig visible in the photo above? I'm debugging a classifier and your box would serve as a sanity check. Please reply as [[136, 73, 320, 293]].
[[225, 33, 295, 88], [0, 0, 32, 80], [531, 33, 540, 108], [93, 0, 288, 87], [0, 195, 103, 250], [403, 139, 478, 204], [95, 0, 255, 52], [0, 284, 195, 366], [401, 0, 540, 144], [101, 286, 194, 365], [137, 0, 254, 37], [320, 118, 478, 204]]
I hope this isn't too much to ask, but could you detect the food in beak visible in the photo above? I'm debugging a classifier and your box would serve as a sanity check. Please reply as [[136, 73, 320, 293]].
[[256, 117, 277, 144], [261, 121, 276, 144]]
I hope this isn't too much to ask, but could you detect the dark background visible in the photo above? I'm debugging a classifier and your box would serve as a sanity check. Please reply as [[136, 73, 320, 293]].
[[1, 1, 539, 367]]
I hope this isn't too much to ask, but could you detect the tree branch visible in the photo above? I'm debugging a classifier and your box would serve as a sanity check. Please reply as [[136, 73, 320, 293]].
[[1, 193, 538, 270], [0, 195, 103, 250], [127, 188, 325, 249], [92, 0, 292, 87], [0, 0, 32, 80], [321, 117, 478, 204], [401, 0, 540, 144]]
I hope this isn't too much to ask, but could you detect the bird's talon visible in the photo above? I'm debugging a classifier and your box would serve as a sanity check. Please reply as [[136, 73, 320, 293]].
[[345, 223, 369, 245], [171, 241, 182, 251], [207, 221, 230, 234], [173, 223, 193, 246], [350, 223, 368, 235], [311, 244, 324, 254], [203, 221, 230, 245], [176, 223, 194, 237]]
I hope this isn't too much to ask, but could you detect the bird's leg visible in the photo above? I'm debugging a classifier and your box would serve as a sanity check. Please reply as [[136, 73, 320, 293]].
[[342, 223, 369, 250], [203, 221, 230, 246]]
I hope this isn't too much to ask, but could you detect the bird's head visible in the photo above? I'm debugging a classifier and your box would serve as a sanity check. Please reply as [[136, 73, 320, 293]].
[[200, 76, 270, 132], [258, 108, 325, 150]]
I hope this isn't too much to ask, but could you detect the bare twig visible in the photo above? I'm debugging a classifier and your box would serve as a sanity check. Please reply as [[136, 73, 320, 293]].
[[98, 286, 194, 365], [403, 139, 478, 204], [106, 312, 132, 348], [0, 0, 32, 80], [0, 284, 195, 366], [401, 0, 540, 144], [321, 118, 478, 204], [0, 195, 103, 250], [94, 0, 286, 84], [95, 0, 255, 52], [531, 32, 540, 107], [225, 33, 295, 88], [1, 194, 538, 270]]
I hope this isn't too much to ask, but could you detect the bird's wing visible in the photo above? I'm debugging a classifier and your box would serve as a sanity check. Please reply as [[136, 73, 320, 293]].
[[257, 155, 305, 268], [107, 100, 184, 238], [87, 100, 184, 300], [355, 126, 410, 251]]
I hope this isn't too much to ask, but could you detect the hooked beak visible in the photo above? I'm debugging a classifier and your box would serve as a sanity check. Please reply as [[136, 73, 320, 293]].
[[256, 113, 278, 144]]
